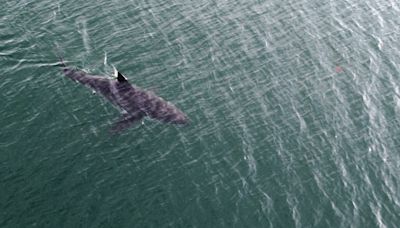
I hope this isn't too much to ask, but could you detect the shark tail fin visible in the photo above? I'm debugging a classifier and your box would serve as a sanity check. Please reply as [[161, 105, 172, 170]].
[[58, 55, 67, 67], [54, 43, 67, 67]]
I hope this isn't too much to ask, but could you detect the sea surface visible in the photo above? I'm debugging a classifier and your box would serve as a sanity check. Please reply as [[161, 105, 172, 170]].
[[1, 0, 400, 227]]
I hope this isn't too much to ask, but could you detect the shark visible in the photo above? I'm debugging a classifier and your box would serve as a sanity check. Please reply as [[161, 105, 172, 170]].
[[59, 59, 188, 133]]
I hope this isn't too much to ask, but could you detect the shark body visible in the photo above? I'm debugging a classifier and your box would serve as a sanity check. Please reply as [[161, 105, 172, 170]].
[[61, 65, 188, 133]]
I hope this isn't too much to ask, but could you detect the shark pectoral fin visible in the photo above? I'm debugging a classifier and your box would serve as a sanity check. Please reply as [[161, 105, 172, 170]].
[[110, 112, 144, 134]]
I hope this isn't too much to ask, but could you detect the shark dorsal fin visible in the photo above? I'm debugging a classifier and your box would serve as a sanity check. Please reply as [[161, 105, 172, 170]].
[[117, 71, 127, 82]]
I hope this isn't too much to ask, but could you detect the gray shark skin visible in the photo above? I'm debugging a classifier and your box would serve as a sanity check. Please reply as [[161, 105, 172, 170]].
[[60, 66, 188, 133]]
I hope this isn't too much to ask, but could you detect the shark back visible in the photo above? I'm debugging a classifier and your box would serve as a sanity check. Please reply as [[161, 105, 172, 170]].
[[110, 81, 188, 124], [63, 67, 113, 97], [131, 89, 188, 124]]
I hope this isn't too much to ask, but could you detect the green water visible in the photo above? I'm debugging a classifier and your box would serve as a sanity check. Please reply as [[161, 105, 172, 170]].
[[2, 0, 400, 227]]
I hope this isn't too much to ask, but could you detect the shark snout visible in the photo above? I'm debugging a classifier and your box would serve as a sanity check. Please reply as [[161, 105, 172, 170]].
[[171, 113, 189, 124]]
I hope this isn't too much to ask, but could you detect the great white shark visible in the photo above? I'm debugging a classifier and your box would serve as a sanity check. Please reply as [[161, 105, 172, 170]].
[[59, 59, 188, 133]]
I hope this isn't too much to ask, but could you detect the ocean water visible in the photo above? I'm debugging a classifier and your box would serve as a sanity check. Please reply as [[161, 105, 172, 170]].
[[1, 0, 400, 227]]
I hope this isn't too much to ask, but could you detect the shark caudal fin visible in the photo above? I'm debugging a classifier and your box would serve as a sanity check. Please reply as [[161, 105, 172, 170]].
[[58, 55, 67, 67], [54, 44, 67, 67]]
